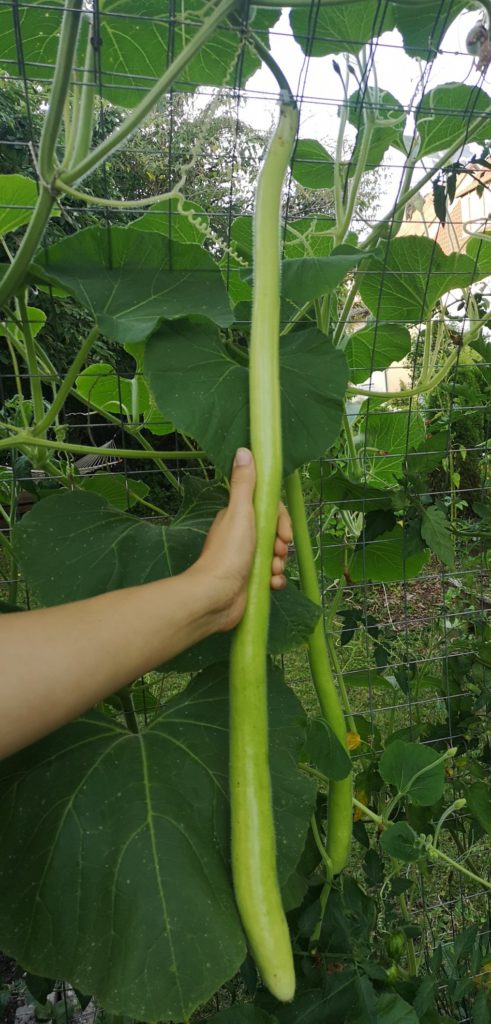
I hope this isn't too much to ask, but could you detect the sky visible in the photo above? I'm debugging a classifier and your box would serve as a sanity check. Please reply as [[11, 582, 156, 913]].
[[238, 6, 491, 214]]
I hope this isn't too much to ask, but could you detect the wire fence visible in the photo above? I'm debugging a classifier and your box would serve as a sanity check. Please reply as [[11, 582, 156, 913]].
[[0, 0, 490, 1021]]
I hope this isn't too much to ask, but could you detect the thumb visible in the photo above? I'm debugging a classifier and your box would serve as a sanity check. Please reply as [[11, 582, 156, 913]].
[[229, 447, 256, 513]]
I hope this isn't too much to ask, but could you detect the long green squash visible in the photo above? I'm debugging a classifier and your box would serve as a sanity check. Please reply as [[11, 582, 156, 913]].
[[229, 96, 298, 1003]]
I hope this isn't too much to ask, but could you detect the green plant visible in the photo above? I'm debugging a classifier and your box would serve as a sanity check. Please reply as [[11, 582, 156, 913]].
[[0, 1, 491, 1022]]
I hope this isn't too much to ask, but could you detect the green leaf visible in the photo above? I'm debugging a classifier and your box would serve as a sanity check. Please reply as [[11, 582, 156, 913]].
[[466, 232, 491, 277], [144, 321, 349, 476], [273, 971, 359, 1023], [345, 322, 411, 384], [472, 990, 491, 1024], [393, 1, 469, 61], [348, 88, 406, 170], [308, 465, 404, 512], [74, 361, 173, 436], [285, 217, 336, 259], [376, 992, 420, 1023], [343, 671, 396, 690], [323, 526, 428, 583], [0, 3, 279, 108], [290, 1, 394, 57], [132, 197, 209, 245], [80, 474, 150, 512], [34, 226, 233, 342], [281, 250, 364, 308], [167, 581, 321, 672], [302, 717, 352, 781], [209, 1010, 278, 1023], [359, 409, 426, 486], [0, 175, 59, 237], [0, 305, 46, 343], [13, 487, 320, 662], [464, 782, 491, 837], [291, 139, 335, 190], [380, 740, 446, 805], [0, 664, 315, 1021], [380, 822, 423, 863], [421, 506, 455, 568], [416, 84, 491, 159], [358, 237, 480, 323]]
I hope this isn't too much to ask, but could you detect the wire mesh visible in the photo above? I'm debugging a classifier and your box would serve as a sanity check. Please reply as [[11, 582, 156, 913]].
[[0, 0, 490, 1020]]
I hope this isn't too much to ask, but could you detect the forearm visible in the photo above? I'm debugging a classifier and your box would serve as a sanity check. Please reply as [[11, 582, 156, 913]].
[[0, 567, 220, 759]]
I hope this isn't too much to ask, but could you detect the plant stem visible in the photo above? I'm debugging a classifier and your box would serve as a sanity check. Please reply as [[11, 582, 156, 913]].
[[32, 326, 99, 436], [0, 188, 55, 307], [0, 434, 205, 461], [62, 0, 237, 185], [69, 26, 96, 170], [16, 294, 44, 426], [38, 0, 84, 182], [326, 635, 356, 733], [429, 847, 491, 891], [285, 469, 352, 875], [117, 687, 139, 734], [348, 349, 459, 399], [342, 411, 362, 479], [352, 796, 382, 826]]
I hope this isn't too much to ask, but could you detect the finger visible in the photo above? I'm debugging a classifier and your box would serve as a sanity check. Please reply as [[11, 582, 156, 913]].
[[228, 448, 256, 515], [277, 501, 292, 544], [274, 538, 289, 559], [271, 574, 287, 590], [272, 555, 284, 576]]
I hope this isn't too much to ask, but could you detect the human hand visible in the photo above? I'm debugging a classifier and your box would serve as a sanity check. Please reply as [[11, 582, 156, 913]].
[[192, 447, 292, 632]]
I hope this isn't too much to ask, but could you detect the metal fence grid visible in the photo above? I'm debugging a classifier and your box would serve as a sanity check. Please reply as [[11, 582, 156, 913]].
[[0, 1, 490, 1021]]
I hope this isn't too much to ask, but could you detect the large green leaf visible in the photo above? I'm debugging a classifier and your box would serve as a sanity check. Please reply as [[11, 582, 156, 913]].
[[281, 250, 364, 308], [421, 505, 454, 568], [392, 1, 468, 61], [291, 139, 335, 190], [144, 321, 349, 476], [132, 197, 209, 245], [345, 322, 411, 384], [376, 992, 420, 1023], [380, 822, 423, 863], [75, 360, 173, 436], [0, 175, 59, 237], [416, 84, 491, 159], [347, 88, 406, 170], [33, 226, 233, 341], [308, 464, 405, 513], [464, 782, 491, 837], [0, 665, 315, 1021], [323, 525, 428, 583], [358, 237, 480, 323], [12, 486, 320, 660], [380, 739, 446, 805], [290, 1, 394, 57], [358, 409, 426, 486], [209, 1010, 278, 1023], [0, 2, 278, 108]]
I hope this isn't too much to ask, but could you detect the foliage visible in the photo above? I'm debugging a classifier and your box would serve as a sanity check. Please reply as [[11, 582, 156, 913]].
[[0, 0, 490, 1022]]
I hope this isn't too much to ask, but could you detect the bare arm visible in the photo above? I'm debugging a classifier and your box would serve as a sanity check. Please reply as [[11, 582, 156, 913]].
[[0, 448, 291, 760]]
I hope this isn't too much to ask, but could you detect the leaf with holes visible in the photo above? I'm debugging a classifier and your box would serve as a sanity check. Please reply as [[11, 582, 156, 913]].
[[0, 665, 315, 1021]]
